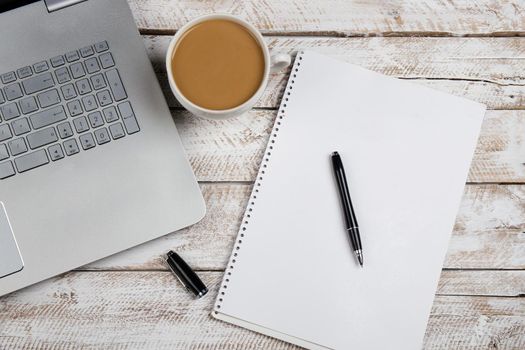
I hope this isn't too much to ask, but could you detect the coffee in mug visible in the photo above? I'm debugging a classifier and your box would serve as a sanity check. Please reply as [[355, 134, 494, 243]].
[[171, 19, 265, 110]]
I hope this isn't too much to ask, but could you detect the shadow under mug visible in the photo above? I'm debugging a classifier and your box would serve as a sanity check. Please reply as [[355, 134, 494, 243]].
[[166, 14, 291, 120]]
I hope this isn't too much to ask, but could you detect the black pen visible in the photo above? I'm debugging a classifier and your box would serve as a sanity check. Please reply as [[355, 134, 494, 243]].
[[331, 151, 364, 267]]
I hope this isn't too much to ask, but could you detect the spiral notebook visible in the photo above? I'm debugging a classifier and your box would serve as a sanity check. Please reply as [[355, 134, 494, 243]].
[[212, 51, 486, 349]]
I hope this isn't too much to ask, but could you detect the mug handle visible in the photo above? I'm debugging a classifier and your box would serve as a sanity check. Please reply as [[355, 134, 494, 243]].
[[270, 53, 292, 73]]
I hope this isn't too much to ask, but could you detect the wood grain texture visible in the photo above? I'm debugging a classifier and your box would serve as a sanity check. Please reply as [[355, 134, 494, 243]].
[[0, 272, 523, 350], [425, 296, 525, 350], [469, 110, 525, 183], [175, 110, 273, 183], [0, 272, 294, 350], [129, 0, 525, 36], [82, 184, 525, 271], [144, 35, 525, 110], [446, 184, 525, 269], [437, 270, 525, 297], [173, 109, 525, 183]]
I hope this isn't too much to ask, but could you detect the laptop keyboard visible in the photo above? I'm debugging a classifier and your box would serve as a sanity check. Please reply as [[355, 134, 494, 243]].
[[0, 41, 140, 180]]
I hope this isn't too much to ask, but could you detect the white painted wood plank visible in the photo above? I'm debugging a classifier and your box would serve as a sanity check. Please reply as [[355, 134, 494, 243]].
[[147, 36, 525, 85], [437, 270, 525, 297], [0, 272, 523, 349], [469, 110, 525, 183], [83, 184, 525, 271], [175, 110, 273, 183], [173, 110, 525, 183], [144, 36, 525, 110], [129, 0, 525, 36], [425, 296, 525, 350], [446, 184, 525, 269]]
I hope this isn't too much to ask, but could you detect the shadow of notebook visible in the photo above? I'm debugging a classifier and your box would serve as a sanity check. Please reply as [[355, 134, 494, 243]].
[[213, 51, 486, 350]]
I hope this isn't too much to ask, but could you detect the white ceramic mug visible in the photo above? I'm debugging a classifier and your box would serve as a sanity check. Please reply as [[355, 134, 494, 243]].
[[166, 14, 291, 120]]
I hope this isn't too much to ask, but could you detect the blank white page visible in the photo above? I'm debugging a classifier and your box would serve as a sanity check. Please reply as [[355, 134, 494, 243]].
[[213, 51, 486, 350]]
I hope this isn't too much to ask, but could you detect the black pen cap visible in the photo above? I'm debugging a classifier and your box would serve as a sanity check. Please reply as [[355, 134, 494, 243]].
[[166, 250, 208, 298]]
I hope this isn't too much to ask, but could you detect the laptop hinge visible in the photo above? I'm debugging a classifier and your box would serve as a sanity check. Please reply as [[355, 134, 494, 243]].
[[44, 0, 87, 12]]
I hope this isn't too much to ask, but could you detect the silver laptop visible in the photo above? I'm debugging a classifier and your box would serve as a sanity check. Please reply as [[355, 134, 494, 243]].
[[0, 0, 205, 296]]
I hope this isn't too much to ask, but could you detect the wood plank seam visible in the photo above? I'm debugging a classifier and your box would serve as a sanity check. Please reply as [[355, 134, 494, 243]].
[[400, 77, 525, 89], [139, 29, 525, 38]]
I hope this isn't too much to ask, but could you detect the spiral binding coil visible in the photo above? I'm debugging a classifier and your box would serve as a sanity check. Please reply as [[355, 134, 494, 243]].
[[214, 51, 305, 314]]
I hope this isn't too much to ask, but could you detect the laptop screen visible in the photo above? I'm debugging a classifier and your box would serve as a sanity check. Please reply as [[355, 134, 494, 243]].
[[0, 0, 39, 13]]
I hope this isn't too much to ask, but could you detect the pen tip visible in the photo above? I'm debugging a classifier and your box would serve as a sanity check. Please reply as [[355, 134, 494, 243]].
[[331, 151, 339, 156], [355, 251, 363, 267]]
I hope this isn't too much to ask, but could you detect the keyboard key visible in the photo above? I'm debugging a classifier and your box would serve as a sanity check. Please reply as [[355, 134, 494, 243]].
[[109, 123, 125, 140], [1, 103, 20, 121], [0, 161, 15, 179], [76, 78, 91, 95], [73, 116, 89, 133], [8, 137, 27, 156], [57, 121, 73, 139], [88, 111, 104, 128], [0, 90, 4, 104], [118, 102, 140, 134], [85, 57, 100, 74], [30, 106, 67, 129], [94, 127, 110, 145], [4, 83, 23, 100], [94, 41, 109, 53], [33, 61, 49, 73], [37, 89, 61, 108], [66, 100, 82, 117], [90, 73, 106, 90], [0, 144, 9, 160], [80, 45, 95, 58], [1, 71, 16, 84], [106, 69, 127, 101], [14, 149, 48, 172], [79, 133, 96, 150], [22, 72, 55, 95], [70, 62, 86, 79], [27, 127, 58, 149], [50, 55, 65, 67], [96, 90, 112, 107], [82, 95, 97, 112], [55, 67, 71, 84], [63, 139, 79, 156], [48, 144, 64, 161], [103, 106, 119, 123], [65, 50, 80, 63], [11, 118, 30, 136], [17, 66, 32, 79], [99, 52, 115, 69], [0, 124, 12, 141], [61, 83, 77, 100], [19, 96, 39, 114]]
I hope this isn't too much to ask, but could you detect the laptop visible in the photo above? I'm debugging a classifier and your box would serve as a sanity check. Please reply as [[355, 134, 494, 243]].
[[0, 0, 206, 297]]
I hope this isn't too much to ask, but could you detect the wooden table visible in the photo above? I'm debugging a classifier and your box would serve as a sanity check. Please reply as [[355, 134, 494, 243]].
[[1, 1, 525, 349]]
